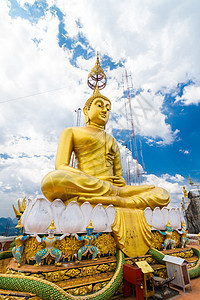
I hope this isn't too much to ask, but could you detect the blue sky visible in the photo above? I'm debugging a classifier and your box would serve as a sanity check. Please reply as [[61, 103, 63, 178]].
[[0, 0, 200, 217]]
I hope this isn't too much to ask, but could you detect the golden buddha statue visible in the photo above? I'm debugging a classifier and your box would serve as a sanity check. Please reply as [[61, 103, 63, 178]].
[[41, 55, 170, 257]]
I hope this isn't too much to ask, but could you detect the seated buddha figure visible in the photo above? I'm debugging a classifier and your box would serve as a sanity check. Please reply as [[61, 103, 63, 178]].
[[41, 83, 170, 257]]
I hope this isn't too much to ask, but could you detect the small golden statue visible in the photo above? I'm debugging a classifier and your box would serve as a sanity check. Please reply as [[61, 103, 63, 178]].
[[40, 54, 170, 257], [159, 221, 176, 250], [183, 186, 188, 198], [189, 175, 194, 185], [33, 220, 67, 266], [178, 220, 189, 248], [74, 220, 101, 261], [12, 220, 31, 267]]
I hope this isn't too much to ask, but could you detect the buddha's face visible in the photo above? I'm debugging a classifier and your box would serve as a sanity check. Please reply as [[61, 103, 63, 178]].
[[85, 97, 111, 126]]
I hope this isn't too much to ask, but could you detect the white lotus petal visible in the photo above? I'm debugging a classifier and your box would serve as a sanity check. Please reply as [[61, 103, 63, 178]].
[[169, 208, 179, 229], [161, 207, 169, 228], [80, 202, 93, 232], [144, 207, 152, 226], [152, 207, 166, 230], [25, 197, 53, 234], [105, 205, 116, 232], [91, 204, 108, 232], [21, 198, 34, 233], [51, 199, 65, 233], [59, 201, 83, 233]]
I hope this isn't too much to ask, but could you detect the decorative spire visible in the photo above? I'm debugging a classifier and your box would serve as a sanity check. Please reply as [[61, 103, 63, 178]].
[[86, 220, 94, 229], [189, 175, 194, 185], [93, 82, 101, 95], [182, 220, 186, 227], [166, 220, 171, 227], [13, 204, 22, 219], [22, 197, 26, 211], [18, 199, 24, 214], [87, 52, 107, 90], [48, 219, 56, 230]]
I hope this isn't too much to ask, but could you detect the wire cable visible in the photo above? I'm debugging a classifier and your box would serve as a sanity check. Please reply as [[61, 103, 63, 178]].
[[0, 86, 68, 104]]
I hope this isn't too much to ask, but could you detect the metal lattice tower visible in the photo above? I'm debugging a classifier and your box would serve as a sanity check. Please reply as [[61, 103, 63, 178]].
[[75, 108, 82, 126], [71, 108, 82, 167], [122, 70, 140, 184]]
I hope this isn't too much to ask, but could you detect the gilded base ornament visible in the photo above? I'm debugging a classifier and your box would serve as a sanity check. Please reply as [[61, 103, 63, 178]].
[[20, 233, 116, 265], [151, 230, 182, 250]]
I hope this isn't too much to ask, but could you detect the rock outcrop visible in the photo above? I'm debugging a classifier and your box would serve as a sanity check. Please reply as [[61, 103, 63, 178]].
[[185, 193, 200, 233]]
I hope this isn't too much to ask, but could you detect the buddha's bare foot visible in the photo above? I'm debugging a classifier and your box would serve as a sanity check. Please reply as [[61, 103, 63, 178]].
[[78, 196, 137, 208], [119, 185, 155, 197]]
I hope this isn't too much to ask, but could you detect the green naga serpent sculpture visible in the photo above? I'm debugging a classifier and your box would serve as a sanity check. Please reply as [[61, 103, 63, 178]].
[[0, 250, 125, 300], [1, 247, 200, 299]]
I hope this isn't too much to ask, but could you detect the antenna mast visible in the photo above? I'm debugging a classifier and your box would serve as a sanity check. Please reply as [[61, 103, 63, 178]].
[[123, 70, 140, 184], [71, 108, 82, 167]]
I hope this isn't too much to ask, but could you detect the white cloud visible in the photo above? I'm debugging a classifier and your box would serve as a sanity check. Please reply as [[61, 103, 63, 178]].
[[0, 3, 89, 216], [106, 88, 178, 145], [118, 143, 186, 206], [56, 0, 200, 91], [179, 149, 190, 155], [175, 85, 200, 105], [142, 172, 187, 206]]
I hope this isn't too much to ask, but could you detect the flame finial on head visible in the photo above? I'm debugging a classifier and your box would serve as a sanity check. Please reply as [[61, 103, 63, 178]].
[[86, 220, 94, 229], [182, 220, 186, 227], [166, 220, 171, 227], [87, 52, 107, 90], [48, 219, 56, 230]]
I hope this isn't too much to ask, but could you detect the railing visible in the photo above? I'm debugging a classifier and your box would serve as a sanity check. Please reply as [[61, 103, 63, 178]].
[[0, 236, 15, 253]]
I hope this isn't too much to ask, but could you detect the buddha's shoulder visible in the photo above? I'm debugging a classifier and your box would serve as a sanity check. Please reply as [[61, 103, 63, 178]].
[[61, 127, 86, 134], [61, 127, 116, 141], [61, 127, 96, 138], [62, 126, 110, 134]]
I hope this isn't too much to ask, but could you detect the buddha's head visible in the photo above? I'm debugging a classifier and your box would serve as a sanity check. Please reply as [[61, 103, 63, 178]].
[[83, 84, 111, 128]]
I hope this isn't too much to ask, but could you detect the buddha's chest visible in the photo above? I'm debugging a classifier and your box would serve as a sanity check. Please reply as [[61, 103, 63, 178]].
[[74, 130, 105, 148], [73, 130, 115, 156]]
